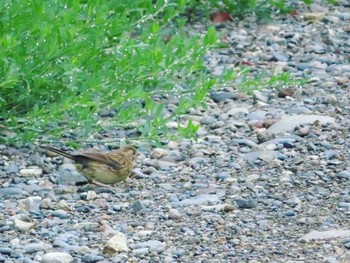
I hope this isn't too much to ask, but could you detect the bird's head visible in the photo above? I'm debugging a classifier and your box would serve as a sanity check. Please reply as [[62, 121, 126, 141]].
[[121, 145, 138, 161]]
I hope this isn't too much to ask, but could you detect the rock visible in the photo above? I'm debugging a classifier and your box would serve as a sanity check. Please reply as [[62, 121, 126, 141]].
[[147, 160, 177, 170], [200, 115, 217, 125], [168, 209, 182, 220], [216, 172, 231, 181], [210, 92, 237, 102], [6, 163, 19, 174], [236, 199, 257, 209], [0, 187, 27, 197], [81, 254, 105, 263], [172, 194, 220, 207], [0, 247, 12, 255], [302, 12, 326, 21], [56, 163, 88, 185], [130, 200, 146, 212], [301, 230, 350, 241], [242, 151, 286, 163], [50, 209, 70, 219], [273, 52, 289, 62], [336, 171, 350, 180], [103, 232, 128, 256], [267, 115, 335, 134], [14, 218, 35, 231], [86, 191, 97, 201], [131, 240, 166, 253], [24, 242, 51, 253], [18, 196, 42, 214], [42, 252, 73, 263], [19, 167, 42, 177], [227, 108, 249, 116], [58, 200, 72, 211], [150, 148, 169, 159]]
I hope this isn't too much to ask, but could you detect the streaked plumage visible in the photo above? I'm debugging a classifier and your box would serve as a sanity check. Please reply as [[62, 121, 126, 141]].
[[40, 145, 137, 185]]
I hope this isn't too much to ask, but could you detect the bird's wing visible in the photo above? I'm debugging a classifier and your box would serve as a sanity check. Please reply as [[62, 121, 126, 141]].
[[76, 152, 122, 170]]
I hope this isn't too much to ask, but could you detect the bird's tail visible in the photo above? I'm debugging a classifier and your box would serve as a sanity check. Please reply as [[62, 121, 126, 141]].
[[40, 145, 75, 160]]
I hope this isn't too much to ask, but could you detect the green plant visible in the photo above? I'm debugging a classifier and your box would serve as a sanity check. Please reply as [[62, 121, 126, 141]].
[[0, 0, 306, 146], [0, 0, 219, 144]]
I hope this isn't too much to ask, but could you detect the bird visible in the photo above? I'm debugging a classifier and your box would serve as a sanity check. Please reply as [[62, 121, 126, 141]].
[[40, 145, 137, 187]]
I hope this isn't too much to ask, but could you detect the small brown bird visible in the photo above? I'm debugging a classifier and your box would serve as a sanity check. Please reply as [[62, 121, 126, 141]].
[[40, 145, 137, 186]]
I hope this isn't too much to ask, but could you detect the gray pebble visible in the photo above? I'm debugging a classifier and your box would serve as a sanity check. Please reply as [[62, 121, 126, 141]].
[[236, 199, 257, 209], [50, 209, 70, 219], [210, 92, 237, 102], [6, 163, 19, 174]]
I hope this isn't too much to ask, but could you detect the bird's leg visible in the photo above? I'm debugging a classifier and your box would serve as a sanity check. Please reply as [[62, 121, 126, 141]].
[[90, 180, 115, 190]]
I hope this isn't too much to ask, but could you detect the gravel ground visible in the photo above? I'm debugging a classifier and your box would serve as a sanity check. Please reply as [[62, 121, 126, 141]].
[[1, 1, 350, 262]]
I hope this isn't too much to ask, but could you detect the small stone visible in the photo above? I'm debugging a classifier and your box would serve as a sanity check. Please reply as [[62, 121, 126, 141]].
[[200, 115, 216, 125], [19, 167, 42, 177], [168, 209, 182, 220], [301, 229, 350, 241], [222, 204, 235, 212], [148, 160, 177, 170], [283, 210, 296, 217], [131, 200, 146, 212], [81, 254, 105, 262], [298, 126, 310, 136], [18, 196, 42, 214], [302, 12, 326, 21], [56, 164, 88, 185], [336, 171, 350, 180], [0, 187, 26, 197], [51, 209, 70, 219], [151, 148, 169, 159], [14, 218, 35, 231], [40, 198, 53, 209], [0, 247, 12, 255], [6, 163, 19, 174], [268, 115, 335, 134], [210, 92, 237, 102], [338, 202, 350, 211], [103, 232, 128, 256], [246, 174, 260, 183], [24, 242, 51, 253], [236, 199, 257, 209], [86, 191, 97, 201], [172, 194, 220, 207], [58, 200, 72, 211], [216, 172, 231, 181], [257, 131, 275, 143], [42, 252, 73, 263]]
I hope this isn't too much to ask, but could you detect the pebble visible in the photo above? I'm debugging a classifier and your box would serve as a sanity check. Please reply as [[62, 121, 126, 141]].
[[14, 218, 35, 231], [210, 92, 237, 102], [24, 242, 52, 253], [19, 167, 43, 177], [56, 164, 87, 185], [268, 115, 335, 134], [50, 210, 70, 219], [41, 252, 73, 263], [6, 163, 19, 174], [172, 194, 220, 207], [0, 187, 27, 197], [103, 232, 128, 256], [236, 199, 257, 209], [301, 230, 350, 241]]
